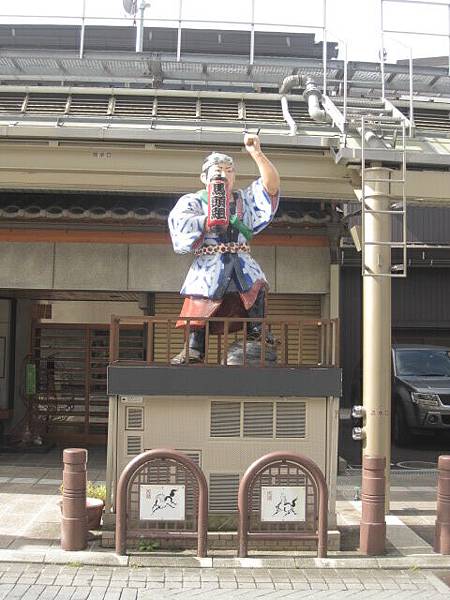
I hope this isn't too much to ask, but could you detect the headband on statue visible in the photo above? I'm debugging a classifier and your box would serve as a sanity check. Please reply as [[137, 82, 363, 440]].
[[201, 152, 234, 174]]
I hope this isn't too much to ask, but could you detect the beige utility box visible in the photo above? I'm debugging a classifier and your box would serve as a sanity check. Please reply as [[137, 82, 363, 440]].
[[106, 393, 339, 527]]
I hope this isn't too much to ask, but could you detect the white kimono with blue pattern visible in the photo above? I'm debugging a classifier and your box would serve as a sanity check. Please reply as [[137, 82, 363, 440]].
[[168, 178, 279, 299]]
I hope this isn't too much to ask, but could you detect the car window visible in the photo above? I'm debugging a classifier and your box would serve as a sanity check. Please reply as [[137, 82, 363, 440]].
[[395, 349, 450, 377]]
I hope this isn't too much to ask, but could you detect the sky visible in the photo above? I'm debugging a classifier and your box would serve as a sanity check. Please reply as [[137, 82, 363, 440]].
[[0, 0, 449, 64]]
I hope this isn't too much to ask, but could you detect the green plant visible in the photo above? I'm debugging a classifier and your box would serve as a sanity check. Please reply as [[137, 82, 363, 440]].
[[86, 481, 107, 502], [208, 514, 237, 531], [138, 540, 161, 552], [59, 481, 107, 503]]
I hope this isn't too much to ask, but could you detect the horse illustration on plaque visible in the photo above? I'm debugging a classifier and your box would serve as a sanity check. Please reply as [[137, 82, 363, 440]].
[[261, 486, 306, 522], [139, 485, 186, 521]]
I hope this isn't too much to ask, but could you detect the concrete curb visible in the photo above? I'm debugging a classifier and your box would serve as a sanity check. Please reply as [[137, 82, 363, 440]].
[[0, 548, 450, 569]]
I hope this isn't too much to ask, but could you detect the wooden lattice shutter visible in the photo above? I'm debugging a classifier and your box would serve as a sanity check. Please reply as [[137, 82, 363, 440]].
[[153, 292, 221, 363], [153, 292, 322, 365], [152, 293, 184, 363], [267, 294, 321, 365]]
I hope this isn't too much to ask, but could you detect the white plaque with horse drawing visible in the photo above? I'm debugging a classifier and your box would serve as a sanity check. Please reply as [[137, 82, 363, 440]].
[[139, 484, 186, 520], [260, 486, 306, 522]]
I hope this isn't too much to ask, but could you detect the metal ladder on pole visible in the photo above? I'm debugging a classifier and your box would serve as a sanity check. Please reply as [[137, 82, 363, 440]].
[[360, 114, 407, 278], [319, 93, 409, 278]]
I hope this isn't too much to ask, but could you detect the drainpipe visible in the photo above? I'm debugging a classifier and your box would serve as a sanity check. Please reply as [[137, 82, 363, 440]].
[[302, 77, 328, 123], [359, 127, 388, 150], [279, 75, 302, 136], [304, 78, 388, 149]]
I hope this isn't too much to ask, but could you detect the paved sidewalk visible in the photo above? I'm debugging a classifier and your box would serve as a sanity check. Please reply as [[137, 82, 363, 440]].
[[0, 448, 449, 578], [0, 562, 448, 599], [0, 448, 105, 552]]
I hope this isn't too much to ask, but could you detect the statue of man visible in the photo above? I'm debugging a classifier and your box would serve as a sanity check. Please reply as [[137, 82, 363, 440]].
[[168, 133, 280, 364]]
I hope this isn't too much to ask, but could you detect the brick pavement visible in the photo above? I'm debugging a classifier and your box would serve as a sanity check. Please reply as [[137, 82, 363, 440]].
[[0, 563, 448, 599]]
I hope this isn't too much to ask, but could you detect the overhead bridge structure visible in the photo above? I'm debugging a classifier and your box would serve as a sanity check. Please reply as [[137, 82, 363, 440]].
[[2, 0, 450, 556], [1, 84, 450, 202]]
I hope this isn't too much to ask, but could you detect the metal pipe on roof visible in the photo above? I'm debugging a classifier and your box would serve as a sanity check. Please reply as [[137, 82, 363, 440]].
[[280, 96, 298, 136], [79, 0, 86, 60], [279, 75, 302, 95], [303, 77, 387, 148], [279, 74, 303, 136], [302, 77, 328, 123], [136, 1, 150, 54]]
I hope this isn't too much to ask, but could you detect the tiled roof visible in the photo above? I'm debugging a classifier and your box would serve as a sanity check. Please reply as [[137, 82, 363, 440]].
[[0, 195, 332, 229]]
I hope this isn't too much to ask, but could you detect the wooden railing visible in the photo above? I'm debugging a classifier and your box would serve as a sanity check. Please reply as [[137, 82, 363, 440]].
[[109, 316, 340, 368]]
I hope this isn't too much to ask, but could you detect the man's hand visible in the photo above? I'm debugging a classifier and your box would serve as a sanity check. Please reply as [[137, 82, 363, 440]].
[[244, 133, 261, 155], [244, 133, 280, 196]]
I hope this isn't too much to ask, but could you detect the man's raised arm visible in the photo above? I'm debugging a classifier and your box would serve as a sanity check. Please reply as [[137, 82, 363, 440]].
[[244, 133, 280, 196]]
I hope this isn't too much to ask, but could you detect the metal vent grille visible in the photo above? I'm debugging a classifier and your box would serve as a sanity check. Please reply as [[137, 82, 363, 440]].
[[209, 474, 240, 512], [210, 401, 241, 437], [288, 103, 314, 125], [177, 449, 202, 467], [243, 402, 273, 437], [200, 98, 240, 121], [276, 402, 306, 438], [113, 96, 153, 119], [27, 94, 66, 115], [156, 97, 197, 119], [126, 434, 143, 455], [69, 95, 109, 116], [399, 106, 450, 134], [0, 94, 25, 113], [126, 406, 144, 430], [245, 100, 284, 123]]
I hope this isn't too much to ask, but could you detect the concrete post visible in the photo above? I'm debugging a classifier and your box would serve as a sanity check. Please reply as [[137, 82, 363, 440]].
[[61, 448, 88, 551], [360, 166, 392, 555], [435, 455, 450, 554], [360, 456, 386, 555]]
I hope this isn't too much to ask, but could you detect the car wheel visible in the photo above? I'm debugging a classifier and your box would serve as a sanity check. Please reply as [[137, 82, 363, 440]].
[[393, 405, 413, 447]]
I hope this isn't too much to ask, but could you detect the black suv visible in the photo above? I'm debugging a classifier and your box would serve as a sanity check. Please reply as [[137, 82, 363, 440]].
[[351, 344, 450, 446], [392, 345, 450, 445]]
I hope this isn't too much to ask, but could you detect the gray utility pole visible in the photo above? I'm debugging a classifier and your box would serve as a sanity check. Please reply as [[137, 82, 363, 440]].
[[359, 166, 392, 555]]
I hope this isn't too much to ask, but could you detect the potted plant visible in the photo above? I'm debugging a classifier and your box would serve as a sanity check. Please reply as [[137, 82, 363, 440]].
[[85, 482, 106, 530], [59, 481, 106, 530]]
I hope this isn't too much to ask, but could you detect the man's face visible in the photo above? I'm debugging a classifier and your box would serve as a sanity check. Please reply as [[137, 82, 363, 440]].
[[201, 161, 235, 190]]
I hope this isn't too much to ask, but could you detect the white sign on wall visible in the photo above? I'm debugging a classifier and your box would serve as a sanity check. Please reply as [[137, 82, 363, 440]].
[[139, 485, 186, 521], [261, 486, 306, 522]]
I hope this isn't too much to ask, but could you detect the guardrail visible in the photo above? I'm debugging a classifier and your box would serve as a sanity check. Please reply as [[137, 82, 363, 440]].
[[0, 0, 329, 65], [109, 315, 340, 368]]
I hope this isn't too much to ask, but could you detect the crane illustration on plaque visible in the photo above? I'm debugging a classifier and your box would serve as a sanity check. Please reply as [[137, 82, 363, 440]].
[[139, 485, 186, 521], [261, 486, 306, 522]]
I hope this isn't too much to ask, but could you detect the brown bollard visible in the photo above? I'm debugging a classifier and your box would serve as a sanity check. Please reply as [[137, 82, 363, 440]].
[[61, 448, 88, 551], [360, 455, 386, 556], [434, 455, 450, 554]]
